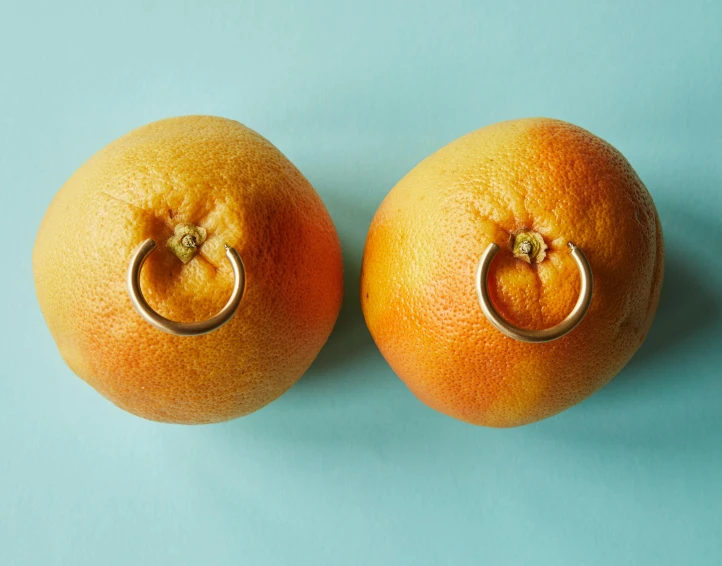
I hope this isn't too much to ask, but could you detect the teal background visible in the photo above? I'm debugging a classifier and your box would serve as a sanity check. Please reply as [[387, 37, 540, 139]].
[[1, 1, 721, 564]]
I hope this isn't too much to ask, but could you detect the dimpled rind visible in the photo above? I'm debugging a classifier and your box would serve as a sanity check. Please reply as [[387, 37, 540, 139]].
[[34, 116, 344, 424], [361, 118, 663, 427]]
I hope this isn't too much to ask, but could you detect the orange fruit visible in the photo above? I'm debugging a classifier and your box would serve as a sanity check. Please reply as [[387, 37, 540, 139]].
[[34, 116, 343, 424], [361, 118, 663, 427]]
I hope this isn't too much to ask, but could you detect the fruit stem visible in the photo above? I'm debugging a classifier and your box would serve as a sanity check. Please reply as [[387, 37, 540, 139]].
[[512, 230, 548, 264], [167, 223, 207, 264]]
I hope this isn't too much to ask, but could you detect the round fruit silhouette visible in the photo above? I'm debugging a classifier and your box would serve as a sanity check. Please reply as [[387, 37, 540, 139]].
[[34, 116, 343, 424], [361, 118, 663, 427]]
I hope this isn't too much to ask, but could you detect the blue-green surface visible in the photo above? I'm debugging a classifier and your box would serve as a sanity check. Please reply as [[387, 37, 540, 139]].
[[2, 1, 721, 565]]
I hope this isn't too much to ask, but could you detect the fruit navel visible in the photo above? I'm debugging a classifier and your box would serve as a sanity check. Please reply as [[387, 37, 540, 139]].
[[167, 223, 207, 263], [512, 230, 547, 264]]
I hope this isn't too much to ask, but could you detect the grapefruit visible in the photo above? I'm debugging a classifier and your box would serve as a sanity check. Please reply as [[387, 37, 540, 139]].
[[34, 116, 343, 424], [361, 118, 663, 427]]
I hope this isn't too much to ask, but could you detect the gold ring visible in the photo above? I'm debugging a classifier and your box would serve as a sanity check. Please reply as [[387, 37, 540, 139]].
[[475, 242, 593, 343], [127, 239, 245, 336]]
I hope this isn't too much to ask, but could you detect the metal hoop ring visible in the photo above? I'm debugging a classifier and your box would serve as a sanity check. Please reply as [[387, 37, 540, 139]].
[[475, 242, 593, 343], [127, 239, 245, 336]]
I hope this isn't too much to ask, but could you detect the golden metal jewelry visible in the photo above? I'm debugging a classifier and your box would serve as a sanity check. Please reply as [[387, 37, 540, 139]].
[[475, 242, 593, 343], [127, 239, 245, 336]]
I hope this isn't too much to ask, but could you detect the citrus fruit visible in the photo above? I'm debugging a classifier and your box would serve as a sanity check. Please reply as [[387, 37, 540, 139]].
[[361, 118, 663, 427], [34, 116, 343, 424]]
